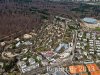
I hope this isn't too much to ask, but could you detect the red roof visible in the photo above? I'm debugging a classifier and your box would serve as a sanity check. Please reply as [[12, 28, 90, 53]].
[[41, 51, 54, 57], [80, 73, 88, 75], [86, 64, 100, 72], [69, 65, 85, 74], [91, 70, 100, 75]]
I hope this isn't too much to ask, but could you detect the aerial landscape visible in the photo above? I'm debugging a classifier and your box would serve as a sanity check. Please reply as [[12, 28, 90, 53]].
[[0, 0, 100, 75]]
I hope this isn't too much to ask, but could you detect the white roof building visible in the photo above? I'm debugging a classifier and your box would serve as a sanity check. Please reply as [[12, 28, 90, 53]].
[[96, 40, 100, 43], [84, 60, 94, 64], [96, 44, 100, 47], [83, 51, 88, 56], [17, 61, 27, 69], [86, 33, 90, 39], [28, 58, 36, 65], [17, 58, 39, 74], [76, 42, 81, 48], [89, 40, 94, 42], [34, 63, 39, 68], [83, 39, 87, 42], [16, 42, 21, 47], [55, 43, 69, 52], [0, 42, 6, 46], [78, 32, 83, 38], [97, 47, 100, 49], [96, 60, 100, 63], [23, 34, 32, 39], [89, 43, 94, 47], [23, 41, 32, 45], [41, 60, 48, 66], [89, 51, 94, 54], [15, 38, 20, 41], [97, 53, 100, 56], [89, 49, 94, 52], [96, 50, 100, 53], [37, 55, 42, 61], [17, 61, 27, 73], [91, 33, 96, 39]]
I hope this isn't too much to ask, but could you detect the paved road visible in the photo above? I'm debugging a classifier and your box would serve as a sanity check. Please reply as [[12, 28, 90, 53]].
[[23, 30, 78, 75]]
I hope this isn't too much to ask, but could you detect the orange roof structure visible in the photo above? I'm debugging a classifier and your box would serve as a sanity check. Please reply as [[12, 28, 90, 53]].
[[90, 70, 100, 75], [69, 65, 85, 74], [86, 64, 100, 72], [69, 66, 76, 74], [80, 73, 88, 75]]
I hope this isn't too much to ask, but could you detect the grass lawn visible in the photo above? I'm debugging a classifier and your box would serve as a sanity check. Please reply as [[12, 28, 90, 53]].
[[95, 27, 100, 31]]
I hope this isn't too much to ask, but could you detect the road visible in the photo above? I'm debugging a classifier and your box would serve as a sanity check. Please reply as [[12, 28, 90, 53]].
[[23, 30, 78, 75]]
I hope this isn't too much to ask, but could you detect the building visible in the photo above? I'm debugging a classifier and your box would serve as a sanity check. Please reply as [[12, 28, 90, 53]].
[[86, 33, 90, 39], [23, 34, 32, 39], [86, 64, 100, 72], [41, 51, 55, 59], [37, 55, 43, 61], [23, 41, 32, 46], [82, 17, 100, 28], [17, 58, 39, 73], [28, 58, 36, 65], [76, 42, 81, 49], [17, 61, 27, 73], [69, 64, 100, 75], [84, 60, 94, 64], [55, 43, 69, 52], [90, 70, 100, 75], [79, 73, 88, 75], [69, 65, 86, 74], [78, 32, 83, 38], [41, 60, 48, 66]]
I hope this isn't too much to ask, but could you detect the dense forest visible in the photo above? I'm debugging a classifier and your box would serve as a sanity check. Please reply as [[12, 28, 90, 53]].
[[71, 3, 100, 19], [0, 0, 79, 40], [0, 0, 99, 40]]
